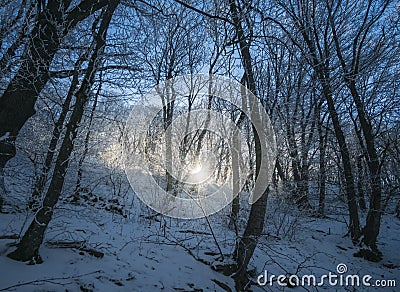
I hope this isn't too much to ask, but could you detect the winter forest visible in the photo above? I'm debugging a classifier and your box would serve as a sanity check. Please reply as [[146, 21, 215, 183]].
[[0, 0, 399, 291]]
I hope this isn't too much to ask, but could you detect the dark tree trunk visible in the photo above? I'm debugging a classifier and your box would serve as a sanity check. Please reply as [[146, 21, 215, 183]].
[[165, 106, 174, 192], [7, 1, 118, 262], [283, 69, 313, 211], [275, 158, 286, 182], [286, 124, 311, 210], [297, 24, 361, 241], [228, 1, 272, 290], [229, 124, 241, 228], [0, 6, 63, 169], [320, 81, 361, 241], [0, 0, 108, 212], [29, 53, 88, 209], [158, 80, 176, 192], [328, 3, 383, 253], [317, 108, 327, 216], [357, 155, 367, 211], [74, 74, 102, 198], [195, 85, 214, 158], [233, 127, 269, 291], [229, 79, 247, 228], [348, 81, 382, 253]]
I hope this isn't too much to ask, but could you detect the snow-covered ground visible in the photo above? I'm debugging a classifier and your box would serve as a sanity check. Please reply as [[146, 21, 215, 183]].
[[0, 159, 399, 291], [0, 192, 399, 291]]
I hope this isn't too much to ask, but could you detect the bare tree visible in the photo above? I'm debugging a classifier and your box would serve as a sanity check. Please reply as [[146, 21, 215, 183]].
[[7, 1, 119, 263], [29, 47, 93, 210], [267, 0, 362, 241], [327, 0, 396, 257], [135, 3, 205, 192]]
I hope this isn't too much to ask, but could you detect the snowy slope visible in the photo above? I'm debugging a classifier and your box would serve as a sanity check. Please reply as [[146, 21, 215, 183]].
[[0, 201, 399, 291]]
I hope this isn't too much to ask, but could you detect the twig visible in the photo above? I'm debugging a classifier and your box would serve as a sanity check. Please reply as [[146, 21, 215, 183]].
[[45, 241, 104, 258], [0, 270, 103, 291]]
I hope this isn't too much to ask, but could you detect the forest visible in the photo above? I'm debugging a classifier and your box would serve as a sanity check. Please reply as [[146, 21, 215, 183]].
[[0, 0, 399, 291]]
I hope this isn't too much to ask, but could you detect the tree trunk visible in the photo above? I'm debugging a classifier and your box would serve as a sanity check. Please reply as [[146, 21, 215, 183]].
[[0, 169, 5, 212], [229, 123, 241, 228], [29, 53, 88, 209], [74, 74, 102, 198], [298, 25, 361, 241], [229, 78, 247, 228], [0, 3, 70, 171], [348, 81, 382, 253], [357, 155, 367, 211], [328, 2, 383, 253], [233, 128, 269, 290], [7, 1, 118, 262], [317, 109, 327, 216], [228, 1, 272, 290], [321, 81, 361, 241], [158, 80, 176, 192], [286, 123, 311, 210], [0, 0, 108, 171]]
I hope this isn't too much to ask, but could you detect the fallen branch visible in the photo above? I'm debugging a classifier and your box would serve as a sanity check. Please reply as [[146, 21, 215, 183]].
[[178, 230, 212, 235], [212, 279, 232, 292], [46, 240, 104, 258], [0, 270, 102, 291]]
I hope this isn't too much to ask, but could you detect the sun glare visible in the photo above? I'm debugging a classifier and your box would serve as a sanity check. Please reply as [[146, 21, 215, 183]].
[[190, 163, 203, 174]]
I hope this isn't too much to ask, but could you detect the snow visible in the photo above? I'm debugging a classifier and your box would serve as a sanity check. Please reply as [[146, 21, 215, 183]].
[[0, 206, 235, 291], [0, 167, 399, 291], [0, 198, 399, 291]]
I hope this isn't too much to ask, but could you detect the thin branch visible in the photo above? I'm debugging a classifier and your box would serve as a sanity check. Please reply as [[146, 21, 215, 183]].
[[173, 0, 234, 25], [0, 270, 103, 291]]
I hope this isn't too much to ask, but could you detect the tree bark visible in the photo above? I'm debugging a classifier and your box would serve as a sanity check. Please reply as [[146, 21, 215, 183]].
[[285, 110, 312, 210], [357, 155, 367, 211], [0, 5, 63, 169], [0, 0, 109, 213]]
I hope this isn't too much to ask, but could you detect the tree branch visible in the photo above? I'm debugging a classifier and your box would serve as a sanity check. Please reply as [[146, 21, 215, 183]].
[[173, 0, 234, 25], [66, 0, 110, 31]]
